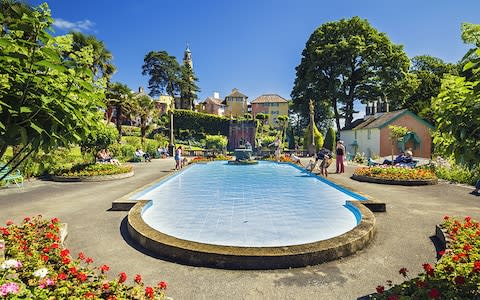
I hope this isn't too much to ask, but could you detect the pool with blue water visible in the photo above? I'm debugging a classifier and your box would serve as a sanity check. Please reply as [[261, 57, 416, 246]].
[[130, 161, 366, 247]]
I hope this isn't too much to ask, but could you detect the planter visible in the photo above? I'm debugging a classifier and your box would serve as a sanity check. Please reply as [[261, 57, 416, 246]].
[[351, 174, 438, 186], [52, 171, 134, 182]]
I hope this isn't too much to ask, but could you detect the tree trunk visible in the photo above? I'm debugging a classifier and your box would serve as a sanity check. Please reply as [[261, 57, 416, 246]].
[[115, 105, 122, 141], [332, 98, 341, 133]]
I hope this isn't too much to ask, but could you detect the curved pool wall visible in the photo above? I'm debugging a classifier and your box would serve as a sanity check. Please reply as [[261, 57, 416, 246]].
[[127, 200, 376, 269], [130, 161, 366, 247]]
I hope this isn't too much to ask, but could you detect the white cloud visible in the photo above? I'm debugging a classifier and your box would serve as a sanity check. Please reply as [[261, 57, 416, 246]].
[[53, 18, 95, 32]]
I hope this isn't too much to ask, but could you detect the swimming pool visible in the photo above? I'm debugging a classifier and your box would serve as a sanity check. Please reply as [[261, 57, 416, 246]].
[[130, 161, 366, 247]]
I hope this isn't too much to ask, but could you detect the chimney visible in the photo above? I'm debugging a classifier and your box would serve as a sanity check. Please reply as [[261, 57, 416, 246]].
[[365, 103, 371, 116], [213, 92, 220, 99], [138, 87, 144, 93], [385, 98, 389, 112]]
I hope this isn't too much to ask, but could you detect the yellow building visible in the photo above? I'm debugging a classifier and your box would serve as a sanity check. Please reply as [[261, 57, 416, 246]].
[[224, 88, 248, 118], [251, 94, 289, 126]]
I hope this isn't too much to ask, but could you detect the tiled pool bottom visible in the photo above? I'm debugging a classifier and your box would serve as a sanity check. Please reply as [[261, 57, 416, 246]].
[[131, 161, 366, 247]]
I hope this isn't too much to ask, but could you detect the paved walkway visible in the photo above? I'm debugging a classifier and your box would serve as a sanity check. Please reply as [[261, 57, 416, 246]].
[[0, 158, 479, 300]]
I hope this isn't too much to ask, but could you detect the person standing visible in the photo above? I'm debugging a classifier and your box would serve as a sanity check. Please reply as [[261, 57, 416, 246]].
[[335, 140, 346, 173], [174, 146, 182, 170]]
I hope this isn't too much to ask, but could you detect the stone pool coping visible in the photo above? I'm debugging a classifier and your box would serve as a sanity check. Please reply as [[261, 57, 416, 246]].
[[351, 174, 438, 186], [127, 200, 376, 270], [52, 171, 134, 182]]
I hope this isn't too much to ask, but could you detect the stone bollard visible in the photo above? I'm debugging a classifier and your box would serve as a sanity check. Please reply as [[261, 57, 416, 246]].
[[0, 239, 5, 263]]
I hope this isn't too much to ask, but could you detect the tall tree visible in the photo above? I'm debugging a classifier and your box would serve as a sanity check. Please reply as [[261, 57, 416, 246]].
[[0, 3, 104, 162], [71, 32, 116, 82], [399, 55, 457, 124], [292, 16, 410, 132], [129, 94, 158, 141], [105, 82, 133, 138], [179, 64, 200, 110], [142, 51, 182, 153]]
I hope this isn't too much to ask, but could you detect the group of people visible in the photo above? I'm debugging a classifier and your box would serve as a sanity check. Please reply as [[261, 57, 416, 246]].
[[382, 150, 414, 166], [135, 148, 152, 162], [300, 140, 346, 177], [96, 149, 120, 165]]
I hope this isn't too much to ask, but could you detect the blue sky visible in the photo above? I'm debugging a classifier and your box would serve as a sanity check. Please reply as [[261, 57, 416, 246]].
[[30, 0, 479, 104]]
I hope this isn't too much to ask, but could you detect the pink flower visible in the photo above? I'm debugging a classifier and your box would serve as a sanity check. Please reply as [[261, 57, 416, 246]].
[[0, 282, 20, 296], [5, 220, 13, 226]]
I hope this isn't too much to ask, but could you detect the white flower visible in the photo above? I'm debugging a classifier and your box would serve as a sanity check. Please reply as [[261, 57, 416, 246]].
[[1, 259, 22, 270], [33, 268, 48, 278]]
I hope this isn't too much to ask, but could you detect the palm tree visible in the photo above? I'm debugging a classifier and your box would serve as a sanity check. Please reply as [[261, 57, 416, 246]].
[[71, 32, 116, 82], [129, 94, 158, 141], [142, 51, 182, 155], [105, 82, 132, 139]]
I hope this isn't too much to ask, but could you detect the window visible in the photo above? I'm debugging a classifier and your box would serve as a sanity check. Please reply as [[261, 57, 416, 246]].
[[367, 129, 371, 140]]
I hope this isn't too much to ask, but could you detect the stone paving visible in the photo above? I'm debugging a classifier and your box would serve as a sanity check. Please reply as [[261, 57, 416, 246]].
[[0, 158, 479, 300]]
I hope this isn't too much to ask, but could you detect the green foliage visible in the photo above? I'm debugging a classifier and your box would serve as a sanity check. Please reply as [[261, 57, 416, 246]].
[[324, 127, 336, 151], [388, 125, 409, 162], [129, 94, 158, 139], [80, 119, 119, 160], [174, 109, 229, 136], [121, 125, 141, 137], [427, 159, 480, 186], [109, 143, 136, 161], [105, 82, 133, 136], [303, 122, 324, 152], [291, 16, 410, 131], [205, 135, 227, 150], [0, 3, 105, 160], [144, 139, 159, 156], [432, 75, 479, 166], [121, 136, 143, 151], [179, 63, 200, 110]]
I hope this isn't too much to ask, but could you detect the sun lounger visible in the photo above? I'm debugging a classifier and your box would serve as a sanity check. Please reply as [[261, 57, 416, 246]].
[[0, 163, 24, 188]]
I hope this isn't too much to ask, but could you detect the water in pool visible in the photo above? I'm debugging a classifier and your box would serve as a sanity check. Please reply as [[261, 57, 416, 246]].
[[131, 161, 365, 247]]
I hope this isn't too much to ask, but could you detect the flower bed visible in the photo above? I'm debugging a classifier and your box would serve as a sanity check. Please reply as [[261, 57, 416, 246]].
[[352, 166, 438, 185], [0, 216, 167, 299], [262, 155, 295, 163], [373, 216, 480, 299], [190, 155, 233, 163], [52, 163, 134, 182]]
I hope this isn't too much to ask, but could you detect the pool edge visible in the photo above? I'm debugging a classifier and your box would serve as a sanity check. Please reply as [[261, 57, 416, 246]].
[[127, 200, 376, 270]]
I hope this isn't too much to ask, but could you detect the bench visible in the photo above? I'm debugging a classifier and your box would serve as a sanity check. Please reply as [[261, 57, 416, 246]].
[[0, 163, 24, 188]]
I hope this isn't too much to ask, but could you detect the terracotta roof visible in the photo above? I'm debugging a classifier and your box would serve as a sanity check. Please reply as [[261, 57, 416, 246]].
[[353, 109, 408, 130], [200, 97, 225, 106], [226, 88, 247, 98], [251, 94, 289, 104]]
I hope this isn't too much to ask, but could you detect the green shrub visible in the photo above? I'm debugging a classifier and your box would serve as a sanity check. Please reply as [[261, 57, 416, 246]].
[[144, 139, 159, 156], [174, 109, 229, 135], [205, 135, 227, 150], [80, 121, 119, 160], [122, 125, 141, 137], [324, 127, 336, 151], [425, 158, 480, 185], [58, 163, 133, 176], [122, 136, 142, 150]]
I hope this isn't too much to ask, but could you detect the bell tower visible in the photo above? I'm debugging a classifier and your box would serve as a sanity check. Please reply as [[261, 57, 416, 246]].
[[183, 43, 193, 69]]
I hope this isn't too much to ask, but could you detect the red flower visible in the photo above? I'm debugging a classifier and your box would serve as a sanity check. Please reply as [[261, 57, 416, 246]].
[[422, 263, 434, 276], [100, 264, 110, 273], [43, 247, 50, 253], [454, 276, 465, 285], [49, 223, 55, 229], [84, 292, 95, 298], [158, 281, 167, 289], [473, 261, 480, 273], [0, 227, 10, 236], [145, 286, 154, 298], [51, 243, 59, 249], [78, 252, 85, 260], [60, 249, 70, 257], [416, 280, 427, 288], [437, 250, 445, 256], [51, 217, 60, 223], [398, 267, 408, 277], [428, 288, 441, 299], [6, 220, 13, 226], [463, 243, 472, 252], [103, 282, 110, 290], [465, 216, 472, 223], [62, 257, 71, 265], [134, 274, 142, 284], [107, 296, 117, 300], [24, 217, 31, 222], [86, 257, 94, 264], [69, 267, 78, 275], [41, 255, 49, 262], [443, 215, 450, 220], [453, 255, 460, 262], [45, 232, 56, 240], [118, 272, 127, 283], [77, 272, 87, 282], [376, 285, 384, 294], [387, 295, 400, 300], [57, 273, 67, 280]]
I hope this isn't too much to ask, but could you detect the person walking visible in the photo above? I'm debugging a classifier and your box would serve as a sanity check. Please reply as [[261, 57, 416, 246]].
[[174, 145, 182, 170], [335, 140, 346, 173]]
